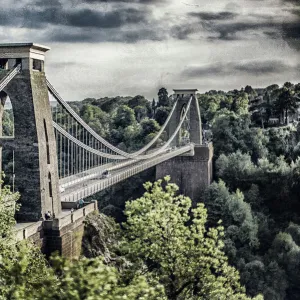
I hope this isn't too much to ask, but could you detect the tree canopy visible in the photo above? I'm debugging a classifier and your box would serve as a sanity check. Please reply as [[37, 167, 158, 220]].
[[123, 177, 262, 300]]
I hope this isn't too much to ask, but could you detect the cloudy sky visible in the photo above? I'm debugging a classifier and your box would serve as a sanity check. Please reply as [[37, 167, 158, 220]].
[[1, 0, 300, 101]]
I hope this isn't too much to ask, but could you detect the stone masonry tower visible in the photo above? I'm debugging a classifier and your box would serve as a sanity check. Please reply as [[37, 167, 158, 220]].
[[156, 89, 213, 202], [0, 43, 61, 221]]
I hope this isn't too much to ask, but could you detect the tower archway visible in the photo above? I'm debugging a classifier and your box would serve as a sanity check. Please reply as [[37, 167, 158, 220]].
[[167, 89, 202, 147], [0, 90, 16, 189], [179, 104, 190, 146]]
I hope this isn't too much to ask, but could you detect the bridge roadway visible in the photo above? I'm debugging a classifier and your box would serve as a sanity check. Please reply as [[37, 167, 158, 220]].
[[60, 144, 194, 203]]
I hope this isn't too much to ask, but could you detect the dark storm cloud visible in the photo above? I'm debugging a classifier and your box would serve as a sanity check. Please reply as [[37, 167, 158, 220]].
[[1, 7, 148, 29], [0, 11, 11, 27], [0, 0, 159, 43], [235, 61, 291, 74], [170, 23, 200, 39], [33, 0, 62, 7], [189, 11, 300, 43], [189, 12, 238, 21], [282, 22, 300, 39], [2, 0, 299, 45], [283, 0, 300, 3], [83, 0, 162, 3], [213, 22, 278, 41], [65, 8, 147, 28], [188, 11, 277, 41], [281, 0, 300, 50], [182, 60, 296, 78], [48, 26, 166, 43]]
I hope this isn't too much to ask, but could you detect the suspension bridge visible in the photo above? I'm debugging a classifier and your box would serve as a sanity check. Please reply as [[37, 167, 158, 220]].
[[0, 43, 212, 257]]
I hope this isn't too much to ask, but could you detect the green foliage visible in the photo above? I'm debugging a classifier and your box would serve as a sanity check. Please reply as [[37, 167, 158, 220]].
[[212, 111, 269, 160], [80, 104, 110, 137], [285, 223, 300, 245], [0, 177, 57, 300], [265, 126, 297, 161], [231, 92, 249, 115], [267, 231, 300, 299], [274, 88, 298, 124], [140, 118, 160, 136], [114, 105, 137, 128], [123, 177, 261, 300], [0, 179, 166, 300], [245, 85, 257, 97], [204, 180, 259, 250], [2, 110, 14, 136], [0, 242, 56, 300], [4, 80, 300, 299], [157, 87, 169, 107], [154, 106, 171, 125], [203, 179, 294, 299], [134, 105, 148, 122], [216, 151, 256, 190], [128, 95, 151, 110], [45, 256, 166, 300], [0, 179, 19, 241]]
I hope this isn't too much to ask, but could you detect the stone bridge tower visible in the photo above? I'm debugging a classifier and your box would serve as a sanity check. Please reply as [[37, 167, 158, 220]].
[[0, 43, 61, 221], [156, 89, 213, 202]]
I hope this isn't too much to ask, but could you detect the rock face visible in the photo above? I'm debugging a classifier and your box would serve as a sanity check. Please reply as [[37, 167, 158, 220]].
[[82, 212, 122, 263]]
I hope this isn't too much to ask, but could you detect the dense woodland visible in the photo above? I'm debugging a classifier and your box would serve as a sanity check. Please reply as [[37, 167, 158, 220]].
[[1, 83, 300, 299]]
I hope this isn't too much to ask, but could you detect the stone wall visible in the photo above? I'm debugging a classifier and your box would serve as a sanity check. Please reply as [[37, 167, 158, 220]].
[[16, 201, 98, 259], [44, 217, 85, 258]]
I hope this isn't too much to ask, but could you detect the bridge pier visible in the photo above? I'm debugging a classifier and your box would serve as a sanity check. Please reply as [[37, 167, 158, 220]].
[[0, 43, 61, 222], [156, 144, 213, 202], [16, 201, 98, 259]]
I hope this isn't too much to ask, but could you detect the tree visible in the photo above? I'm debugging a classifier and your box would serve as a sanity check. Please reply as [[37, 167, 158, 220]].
[[133, 105, 148, 122], [151, 98, 157, 116], [155, 106, 171, 126], [127, 95, 149, 109], [204, 180, 259, 250], [274, 88, 298, 124], [157, 88, 169, 107], [216, 151, 256, 190], [283, 82, 294, 90], [114, 105, 136, 128], [245, 85, 257, 97], [123, 177, 262, 300], [80, 104, 110, 137], [0, 176, 166, 300], [0, 177, 19, 240], [123, 123, 142, 150], [140, 118, 160, 136], [212, 111, 250, 156], [294, 83, 300, 93], [231, 92, 249, 115], [0, 242, 57, 300], [268, 232, 300, 298], [266, 84, 279, 93], [43, 256, 166, 300], [0, 177, 57, 300]]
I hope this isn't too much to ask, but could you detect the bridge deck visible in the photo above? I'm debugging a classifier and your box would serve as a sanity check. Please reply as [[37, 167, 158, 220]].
[[60, 145, 194, 202]]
